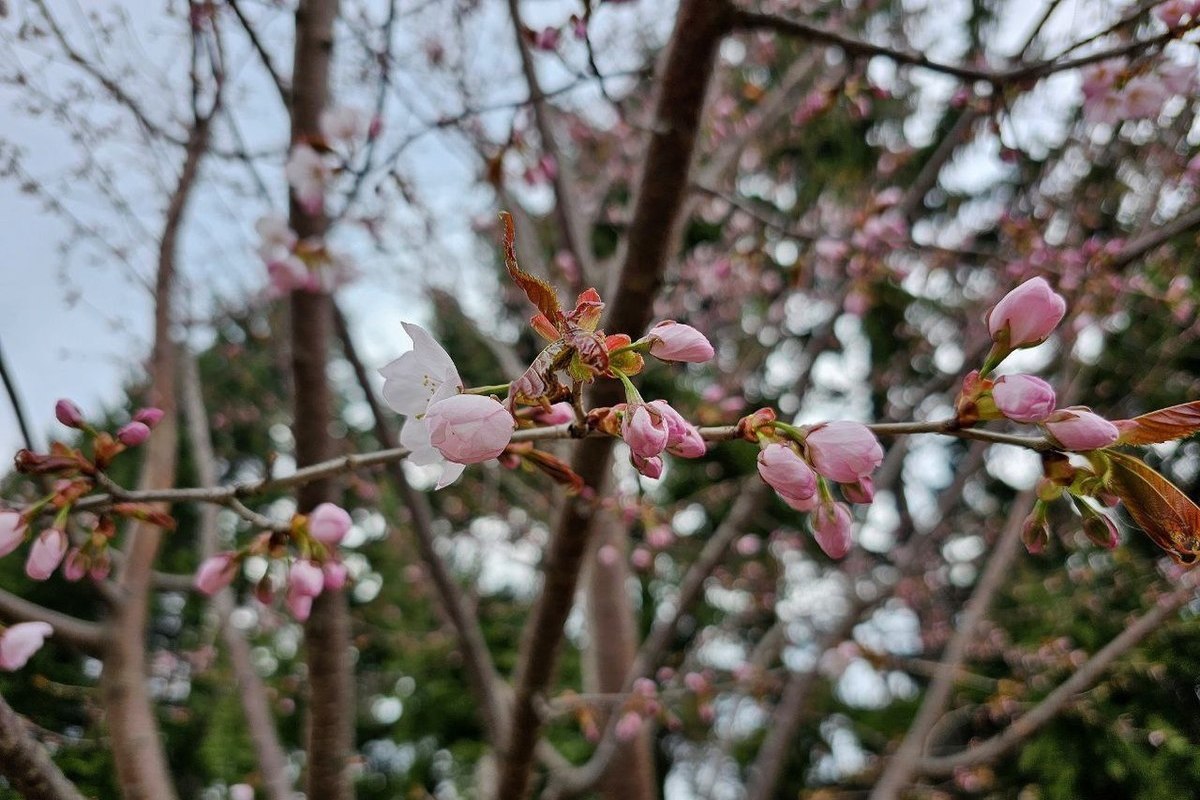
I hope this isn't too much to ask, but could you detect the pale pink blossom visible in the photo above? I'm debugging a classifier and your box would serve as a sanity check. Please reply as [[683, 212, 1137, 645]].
[[649, 400, 706, 457], [319, 105, 371, 144], [308, 502, 352, 546], [55, 399, 84, 428], [425, 394, 515, 464], [811, 502, 853, 559], [118, 421, 151, 447], [622, 404, 670, 460], [254, 213, 297, 261], [645, 321, 715, 363], [991, 374, 1057, 423], [195, 552, 238, 596], [289, 559, 325, 598], [805, 422, 883, 484], [380, 323, 468, 488], [757, 443, 818, 504], [532, 26, 561, 51], [25, 528, 67, 580], [986, 277, 1067, 349], [0, 511, 25, 558], [284, 144, 330, 214], [0, 622, 53, 671], [1043, 407, 1119, 451], [266, 256, 311, 296], [230, 785, 255, 800], [286, 589, 314, 621], [1120, 75, 1169, 119]]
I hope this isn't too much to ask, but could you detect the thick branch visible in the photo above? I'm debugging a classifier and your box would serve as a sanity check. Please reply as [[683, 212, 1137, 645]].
[[495, 3, 732, 797], [0, 690, 89, 800], [0, 589, 104, 655]]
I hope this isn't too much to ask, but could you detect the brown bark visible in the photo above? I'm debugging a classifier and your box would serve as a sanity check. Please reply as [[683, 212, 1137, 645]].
[[0, 690, 88, 800], [584, 508, 655, 800], [101, 103, 212, 800], [494, 6, 731, 796], [287, 3, 353, 798]]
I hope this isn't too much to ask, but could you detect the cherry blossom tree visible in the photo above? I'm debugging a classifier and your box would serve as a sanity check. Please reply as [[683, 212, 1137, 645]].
[[2, 0, 1200, 799]]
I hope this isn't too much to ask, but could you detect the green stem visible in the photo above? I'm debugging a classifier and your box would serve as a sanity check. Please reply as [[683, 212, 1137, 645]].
[[612, 369, 644, 405], [464, 382, 512, 396], [609, 340, 652, 358], [772, 421, 807, 441]]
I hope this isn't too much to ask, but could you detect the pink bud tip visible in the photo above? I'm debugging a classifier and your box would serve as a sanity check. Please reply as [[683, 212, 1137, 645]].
[[117, 421, 152, 447], [425, 394, 515, 464], [133, 407, 165, 429], [194, 552, 238, 596], [0, 621, 53, 671], [0, 511, 26, 558], [986, 277, 1067, 350], [24, 528, 67, 581], [308, 502, 352, 546], [757, 443, 818, 505], [645, 321, 715, 363], [1043, 407, 1119, 451], [991, 374, 1057, 424], [811, 502, 853, 559], [804, 421, 884, 484], [55, 399, 85, 428]]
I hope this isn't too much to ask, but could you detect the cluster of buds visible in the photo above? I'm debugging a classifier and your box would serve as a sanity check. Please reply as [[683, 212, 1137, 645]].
[[194, 502, 353, 622], [4, 400, 171, 583], [745, 411, 883, 559], [284, 105, 380, 214]]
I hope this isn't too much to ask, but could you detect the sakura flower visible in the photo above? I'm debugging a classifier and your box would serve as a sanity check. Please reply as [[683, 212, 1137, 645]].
[[319, 105, 371, 145], [991, 374, 1057, 423], [1043, 407, 1119, 451], [266, 256, 311, 297], [289, 559, 325, 597], [632, 453, 664, 480], [0, 622, 53, 671], [308, 502, 352, 546], [63, 548, 87, 582], [532, 402, 575, 425], [0, 511, 25, 558], [323, 561, 349, 592], [133, 407, 165, 428], [424, 394, 515, 464], [284, 144, 330, 214], [195, 552, 238, 596], [254, 213, 297, 261], [986, 277, 1067, 349], [380, 323, 467, 488], [804, 421, 883, 484], [230, 785, 255, 800], [25, 528, 67, 581], [615, 710, 644, 742], [645, 321, 715, 363]]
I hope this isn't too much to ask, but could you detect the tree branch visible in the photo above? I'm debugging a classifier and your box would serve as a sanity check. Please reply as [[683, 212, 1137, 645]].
[[0, 689, 89, 800], [0, 588, 104, 655]]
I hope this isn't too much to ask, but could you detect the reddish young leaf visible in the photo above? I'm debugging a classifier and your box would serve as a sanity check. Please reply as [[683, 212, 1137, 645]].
[[1098, 450, 1200, 566], [1114, 400, 1200, 445], [500, 211, 562, 323]]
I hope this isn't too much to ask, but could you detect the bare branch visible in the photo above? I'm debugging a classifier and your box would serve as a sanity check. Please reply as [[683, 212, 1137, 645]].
[[0, 690, 89, 800], [0, 588, 104, 655]]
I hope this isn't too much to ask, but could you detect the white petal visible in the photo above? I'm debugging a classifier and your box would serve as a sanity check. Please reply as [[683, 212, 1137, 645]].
[[400, 417, 441, 466], [435, 462, 466, 489], [380, 351, 441, 415], [401, 322, 461, 387]]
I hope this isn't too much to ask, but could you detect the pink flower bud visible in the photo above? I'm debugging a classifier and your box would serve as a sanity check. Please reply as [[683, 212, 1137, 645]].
[[622, 404, 669, 460], [991, 374, 1057, 423], [631, 453, 664, 479], [842, 476, 875, 505], [757, 443, 817, 504], [425, 394, 514, 464], [194, 552, 238, 596], [532, 402, 575, 425], [63, 548, 87, 582], [645, 321, 715, 363], [289, 559, 325, 598], [1043, 407, 1119, 451], [1083, 512, 1119, 550], [0, 621, 53, 671], [133, 407, 165, 428], [117, 421, 152, 447], [0, 511, 26, 558], [986, 277, 1067, 349], [25, 528, 67, 581], [286, 588, 314, 621], [323, 561, 349, 592], [804, 421, 883, 484], [810, 502, 853, 559], [615, 710, 644, 742], [230, 785, 255, 800], [308, 502, 352, 546], [55, 399, 85, 428], [649, 400, 707, 458]]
